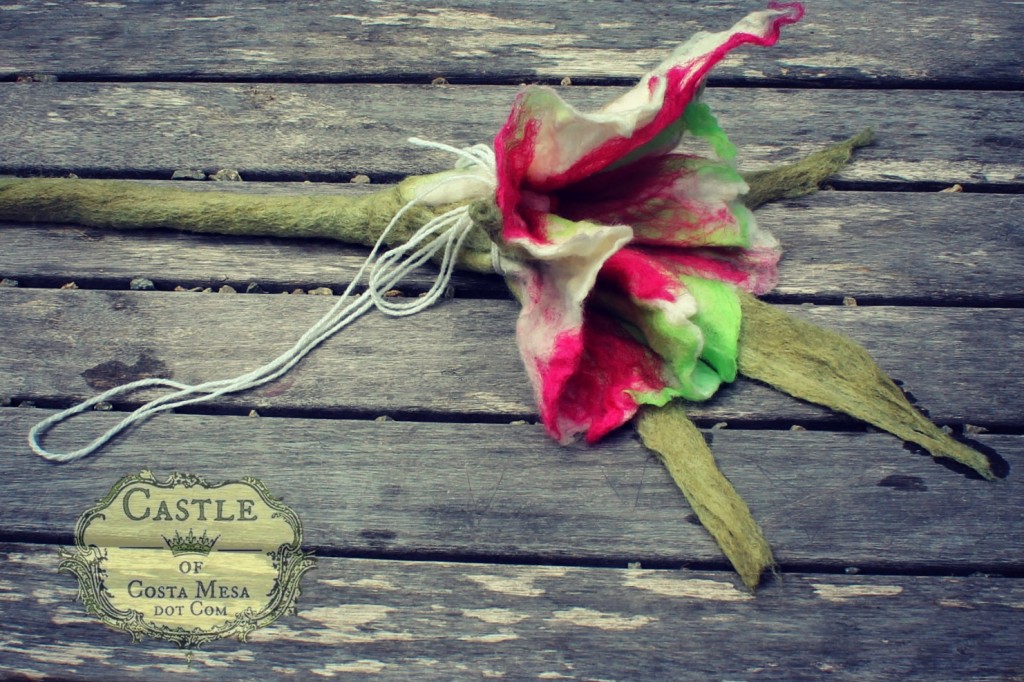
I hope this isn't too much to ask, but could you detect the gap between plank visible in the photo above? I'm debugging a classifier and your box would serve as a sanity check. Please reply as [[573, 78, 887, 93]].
[[6, 73, 1024, 91], [2, 534, 1022, 582]]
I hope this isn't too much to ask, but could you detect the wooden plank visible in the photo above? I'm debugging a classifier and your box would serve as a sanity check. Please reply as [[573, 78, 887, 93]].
[[1, 1, 1022, 86], [2, 409, 1020, 569], [1, 83, 1021, 186], [2, 288, 1021, 426], [1, 190, 1021, 304], [2, 543, 1022, 681]]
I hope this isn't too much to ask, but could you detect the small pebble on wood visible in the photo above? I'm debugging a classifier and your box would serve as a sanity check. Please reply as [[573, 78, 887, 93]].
[[129, 277, 155, 291], [0, 278, 19, 287], [171, 169, 206, 180], [307, 287, 333, 296], [15, 74, 58, 83], [209, 169, 242, 182]]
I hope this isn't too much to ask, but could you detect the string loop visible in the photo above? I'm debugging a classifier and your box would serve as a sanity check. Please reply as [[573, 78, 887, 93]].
[[29, 139, 497, 462]]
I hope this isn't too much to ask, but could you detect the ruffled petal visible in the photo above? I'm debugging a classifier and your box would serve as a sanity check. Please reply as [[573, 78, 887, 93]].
[[652, 243, 781, 296], [494, 2, 803, 220], [537, 270, 745, 443], [675, 275, 741, 383], [557, 153, 759, 250], [505, 216, 634, 442], [593, 249, 707, 400], [545, 309, 673, 443], [595, 250, 742, 402]]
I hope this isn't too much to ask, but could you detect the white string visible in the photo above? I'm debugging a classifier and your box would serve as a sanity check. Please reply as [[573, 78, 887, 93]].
[[29, 138, 498, 462]]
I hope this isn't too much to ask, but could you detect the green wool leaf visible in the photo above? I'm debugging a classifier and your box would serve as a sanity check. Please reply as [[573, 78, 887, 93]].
[[742, 128, 875, 210], [637, 403, 774, 590], [736, 291, 997, 480]]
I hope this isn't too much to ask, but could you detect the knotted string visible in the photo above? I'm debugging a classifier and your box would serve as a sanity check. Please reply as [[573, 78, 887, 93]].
[[28, 138, 498, 462]]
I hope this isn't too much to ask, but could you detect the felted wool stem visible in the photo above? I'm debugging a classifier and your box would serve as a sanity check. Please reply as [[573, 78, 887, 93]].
[[636, 403, 775, 590], [0, 175, 497, 273], [742, 128, 874, 210], [736, 291, 996, 479]]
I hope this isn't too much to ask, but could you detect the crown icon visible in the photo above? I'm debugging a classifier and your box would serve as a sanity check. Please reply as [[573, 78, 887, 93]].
[[161, 529, 220, 556]]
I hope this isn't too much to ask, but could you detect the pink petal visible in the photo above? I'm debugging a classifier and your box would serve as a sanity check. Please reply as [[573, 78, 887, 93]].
[[540, 309, 671, 443], [556, 154, 757, 250], [650, 244, 781, 296], [494, 3, 803, 231]]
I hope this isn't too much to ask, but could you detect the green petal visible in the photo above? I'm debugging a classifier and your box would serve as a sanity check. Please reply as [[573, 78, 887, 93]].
[[681, 101, 737, 161], [597, 276, 741, 404], [679, 275, 741, 382]]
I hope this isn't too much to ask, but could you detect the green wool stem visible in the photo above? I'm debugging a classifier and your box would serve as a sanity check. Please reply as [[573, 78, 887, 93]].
[[0, 175, 498, 273], [637, 403, 775, 590], [742, 128, 874, 210], [737, 291, 996, 480]]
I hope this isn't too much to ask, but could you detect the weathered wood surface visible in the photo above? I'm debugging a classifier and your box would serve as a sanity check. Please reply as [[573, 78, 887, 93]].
[[1, 410, 1020, 570], [2, 0, 1023, 678], [3, 543, 1023, 682], [3, 288, 1022, 426], [2, 190, 1022, 303], [1, 83, 1022, 185], [2, 1, 1022, 87]]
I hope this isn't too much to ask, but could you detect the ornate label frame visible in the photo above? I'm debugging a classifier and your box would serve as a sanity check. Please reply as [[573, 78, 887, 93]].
[[59, 470, 316, 649]]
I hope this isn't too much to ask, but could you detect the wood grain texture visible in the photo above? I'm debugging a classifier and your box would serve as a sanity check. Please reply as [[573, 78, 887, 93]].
[[1, 1, 1022, 86], [0, 408, 1021, 569], [2, 189, 1021, 303], [1, 3, 1022, 678], [2, 543, 1023, 681], [1, 83, 1021, 185], [2, 288, 1021, 427]]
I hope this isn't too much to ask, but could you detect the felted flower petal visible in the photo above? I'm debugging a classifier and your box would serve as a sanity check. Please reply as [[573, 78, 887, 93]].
[[652, 242, 781, 296], [556, 154, 761, 251], [595, 250, 742, 402], [547, 308, 675, 443], [494, 3, 804, 220], [505, 216, 634, 442], [676, 275, 741, 382], [546, 275, 743, 443], [603, 100, 737, 174]]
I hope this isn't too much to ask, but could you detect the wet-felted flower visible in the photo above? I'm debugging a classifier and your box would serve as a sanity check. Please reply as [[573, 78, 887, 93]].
[[493, 3, 804, 443]]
